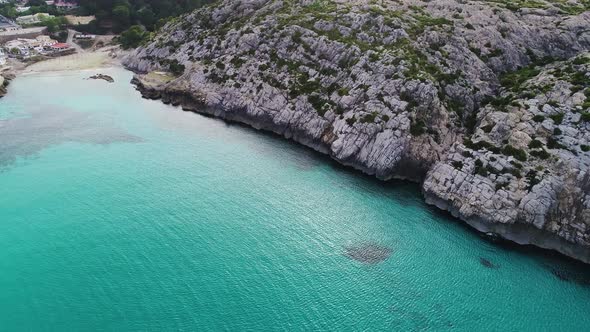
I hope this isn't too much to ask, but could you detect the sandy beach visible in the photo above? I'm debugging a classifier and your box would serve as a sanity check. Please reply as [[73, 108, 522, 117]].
[[21, 46, 124, 74], [0, 46, 126, 97]]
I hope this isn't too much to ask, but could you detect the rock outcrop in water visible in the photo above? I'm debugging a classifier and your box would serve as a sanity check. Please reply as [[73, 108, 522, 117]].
[[123, 0, 590, 263], [88, 74, 115, 83]]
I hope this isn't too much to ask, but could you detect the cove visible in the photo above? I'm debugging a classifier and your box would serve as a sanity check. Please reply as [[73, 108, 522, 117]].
[[0, 68, 589, 331]]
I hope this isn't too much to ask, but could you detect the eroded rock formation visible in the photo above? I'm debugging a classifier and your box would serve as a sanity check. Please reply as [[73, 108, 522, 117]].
[[123, 0, 590, 262]]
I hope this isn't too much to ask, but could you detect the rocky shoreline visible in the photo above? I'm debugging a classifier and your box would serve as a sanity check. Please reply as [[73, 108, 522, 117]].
[[124, 0, 590, 263], [0, 74, 12, 98], [424, 191, 590, 264], [130, 73, 433, 181], [130, 72, 590, 264], [0, 67, 19, 98]]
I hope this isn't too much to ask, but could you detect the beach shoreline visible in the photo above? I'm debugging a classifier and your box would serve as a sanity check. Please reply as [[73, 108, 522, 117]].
[[0, 46, 126, 96], [21, 46, 124, 74]]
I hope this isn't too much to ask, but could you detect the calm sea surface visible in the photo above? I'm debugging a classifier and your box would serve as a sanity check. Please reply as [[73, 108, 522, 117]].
[[1, 68, 589, 331]]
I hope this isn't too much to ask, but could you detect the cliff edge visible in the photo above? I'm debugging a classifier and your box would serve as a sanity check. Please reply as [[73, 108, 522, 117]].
[[123, 0, 590, 262]]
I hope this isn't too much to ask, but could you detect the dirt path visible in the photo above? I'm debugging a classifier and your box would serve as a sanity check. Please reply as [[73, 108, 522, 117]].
[[66, 29, 85, 53]]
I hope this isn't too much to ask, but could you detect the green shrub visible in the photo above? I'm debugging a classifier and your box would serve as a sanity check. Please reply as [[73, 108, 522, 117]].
[[451, 161, 463, 170], [258, 63, 269, 71], [337, 87, 350, 96], [500, 66, 541, 91], [528, 139, 543, 149], [473, 159, 491, 177], [488, 48, 503, 58], [291, 31, 302, 44], [507, 167, 522, 178], [502, 145, 527, 161], [463, 138, 501, 153], [230, 57, 246, 68], [168, 59, 185, 75], [526, 170, 541, 191], [410, 119, 426, 136], [530, 149, 550, 159], [549, 113, 564, 124], [215, 61, 226, 70], [495, 182, 509, 191], [547, 136, 565, 149], [481, 124, 494, 133], [360, 112, 378, 123], [118, 25, 147, 49], [573, 56, 590, 65], [510, 160, 523, 168], [308, 95, 327, 115]]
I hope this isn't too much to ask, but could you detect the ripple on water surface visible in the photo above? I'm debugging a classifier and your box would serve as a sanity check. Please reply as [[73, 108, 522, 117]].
[[0, 68, 590, 331]]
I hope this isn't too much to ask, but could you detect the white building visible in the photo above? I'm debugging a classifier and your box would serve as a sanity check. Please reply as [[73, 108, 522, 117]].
[[54, 0, 78, 10], [16, 13, 53, 25], [3, 35, 57, 57], [36, 35, 56, 46], [74, 34, 95, 40], [5, 39, 29, 56]]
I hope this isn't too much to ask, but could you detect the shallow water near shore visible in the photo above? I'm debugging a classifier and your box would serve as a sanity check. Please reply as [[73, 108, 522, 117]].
[[1, 67, 589, 331]]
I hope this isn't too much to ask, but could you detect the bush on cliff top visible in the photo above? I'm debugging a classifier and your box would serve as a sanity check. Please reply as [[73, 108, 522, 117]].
[[118, 25, 147, 49]]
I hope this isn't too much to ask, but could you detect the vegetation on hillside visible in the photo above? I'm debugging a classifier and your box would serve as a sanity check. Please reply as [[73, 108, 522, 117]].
[[77, 0, 214, 33]]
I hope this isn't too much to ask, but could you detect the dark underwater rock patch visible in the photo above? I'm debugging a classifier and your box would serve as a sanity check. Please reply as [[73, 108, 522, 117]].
[[551, 268, 572, 282], [0, 107, 142, 170], [344, 244, 392, 264], [479, 257, 499, 269], [545, 263, 590, 285]]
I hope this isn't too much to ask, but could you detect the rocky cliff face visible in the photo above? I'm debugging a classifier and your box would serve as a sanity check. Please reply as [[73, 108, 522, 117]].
[[0, 72, 15, 98], [123, 0, 590, 263]]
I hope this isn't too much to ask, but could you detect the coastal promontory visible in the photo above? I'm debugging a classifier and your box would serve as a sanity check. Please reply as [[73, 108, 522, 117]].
[[124, 0, 590, 262]]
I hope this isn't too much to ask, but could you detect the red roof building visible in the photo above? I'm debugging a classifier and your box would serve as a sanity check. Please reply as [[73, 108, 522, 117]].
[[51, 42, 69, 49]]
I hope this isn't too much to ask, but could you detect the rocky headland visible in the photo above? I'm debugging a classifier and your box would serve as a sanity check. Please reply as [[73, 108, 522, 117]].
[[0, 73, 12, 98], [123, 0, 590, 263]]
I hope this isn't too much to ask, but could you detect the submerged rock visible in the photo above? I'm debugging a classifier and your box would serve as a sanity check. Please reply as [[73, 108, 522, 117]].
[[344, 244, 392, 264], [551, 269, 572, 282], [479, 258, 498, 269], [547, 263, 590, 285]]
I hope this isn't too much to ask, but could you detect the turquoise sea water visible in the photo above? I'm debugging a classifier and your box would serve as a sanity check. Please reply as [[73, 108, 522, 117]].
[[1, 68, 589, 331]]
